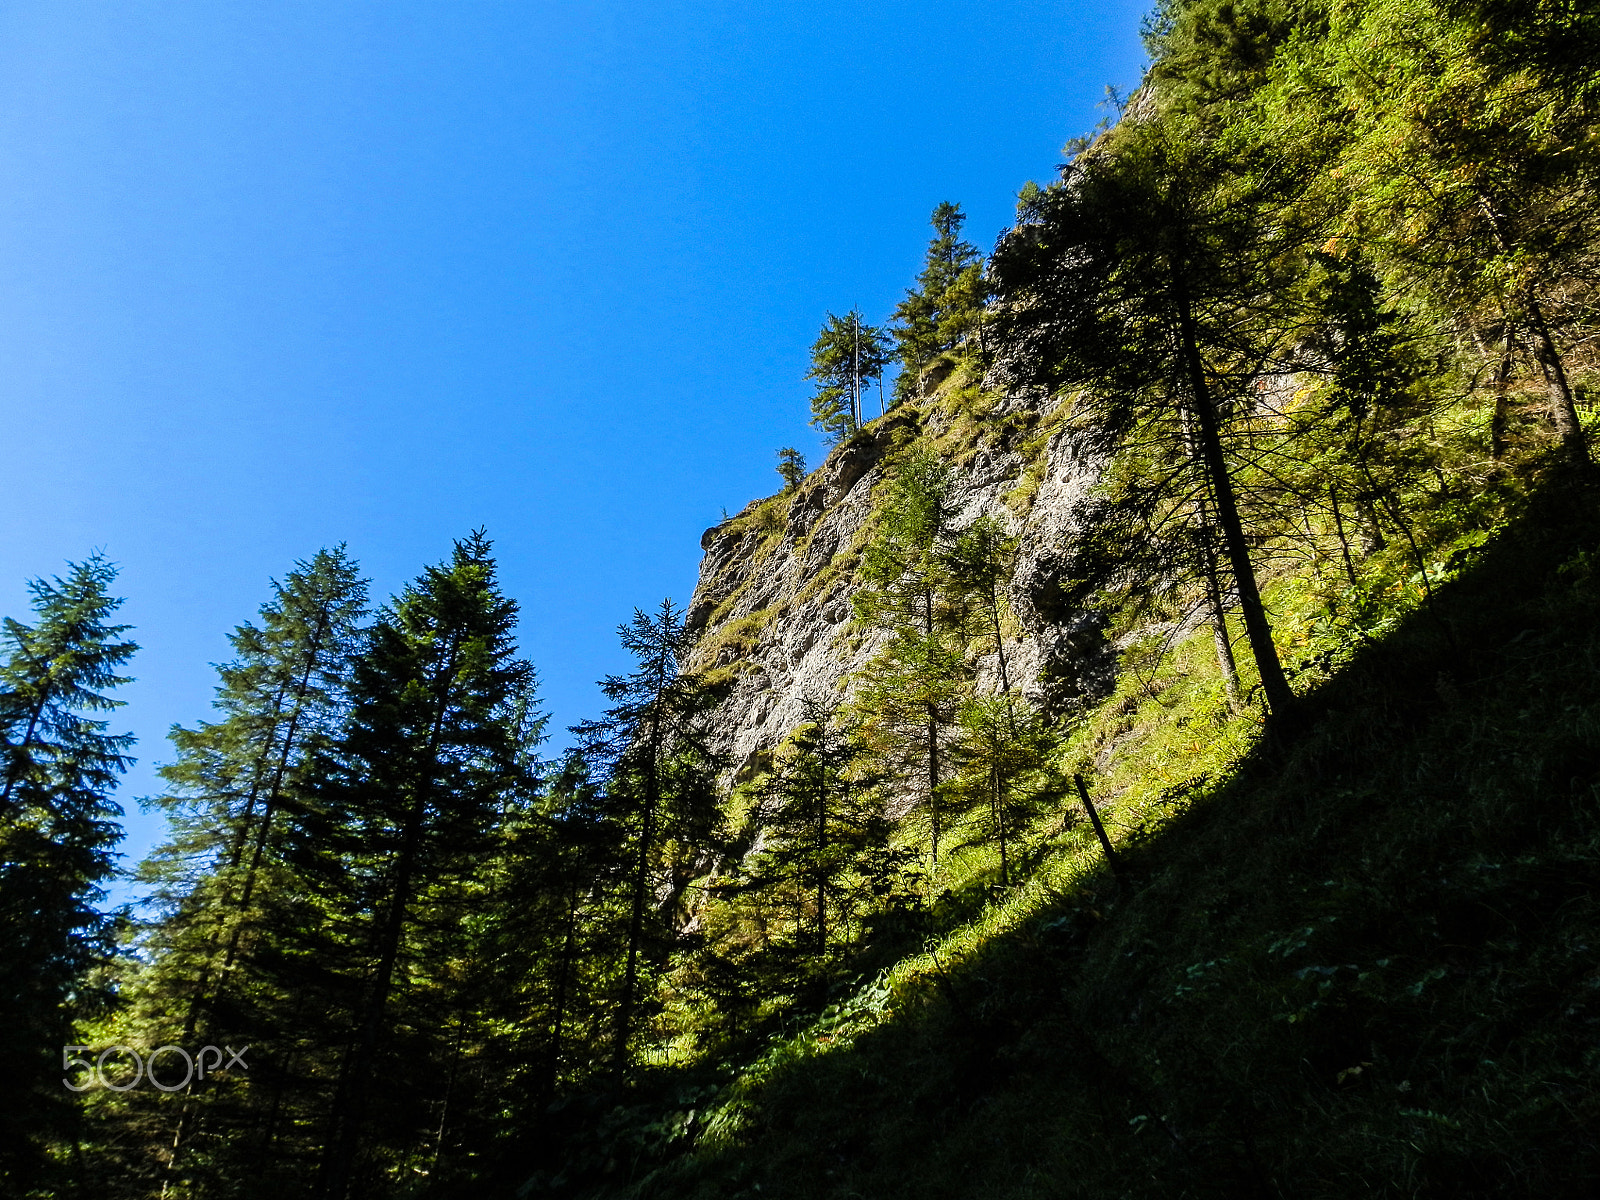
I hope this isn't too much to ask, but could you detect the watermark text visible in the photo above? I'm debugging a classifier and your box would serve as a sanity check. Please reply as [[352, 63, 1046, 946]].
[[63, 1045, 249, 1092]]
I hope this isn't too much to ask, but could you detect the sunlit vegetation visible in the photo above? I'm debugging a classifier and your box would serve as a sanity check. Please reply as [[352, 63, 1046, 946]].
[[4, 0, 1599, 1194]]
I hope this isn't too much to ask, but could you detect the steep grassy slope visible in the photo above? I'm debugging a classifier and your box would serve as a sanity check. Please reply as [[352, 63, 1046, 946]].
[[508, 0, 1600, 1189], [519, 469, 1600, 1198]]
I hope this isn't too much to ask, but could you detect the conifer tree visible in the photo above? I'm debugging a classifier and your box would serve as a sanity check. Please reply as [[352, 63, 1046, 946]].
[[892, 202, 987, 403], [852, 449, 969, 863], [571, 599, 725, 1072], [307, 531, 541, 1200], [494, 755, 618, 1106], [807, 311, 893, 443], [0, 554, 136, 1191], [1322, 0, 1595, 464], [947, 696, 1055, 888], [138, 548, 368, 1031], [123, 547, 367, 1194], [776, 447, 807, 493], [747, 698, 877, 962], [940, 516, 1019, 712], [989, 123, 1309, 722]]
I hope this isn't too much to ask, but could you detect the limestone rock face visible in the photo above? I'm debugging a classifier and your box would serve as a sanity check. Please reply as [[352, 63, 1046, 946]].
[[684, 388, 1113, 780]]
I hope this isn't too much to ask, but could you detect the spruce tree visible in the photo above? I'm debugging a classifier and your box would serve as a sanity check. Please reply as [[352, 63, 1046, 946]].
[[851, 448, 969, 864], [807, 310, 893, 443], [940, 516, 1019, 712], [0, 554, 136, 1192], [123, 547, 368, 1196], [891, 203, 986, 403], [571, 599, 725, 1072], [307, 531, 541, 1200]]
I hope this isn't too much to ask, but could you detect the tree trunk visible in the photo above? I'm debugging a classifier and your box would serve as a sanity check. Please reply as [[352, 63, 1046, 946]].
[[994, 764, 1009, 887], [989, 582, 1016, 729], [615, 706, 663, 1074], [1490, 326, 1516, 461], [544, 878, 582, 1104], [815, 766, 827, 958], [1172, 270, 1297, 723], [1208, 597, 1242, 712], [1329, 485, 1359, 589], [1197, 494, 1242, 711], [923, 584, 942, 866], [1074, 774, 1124, 884], [1523, 290, 1588, 464]]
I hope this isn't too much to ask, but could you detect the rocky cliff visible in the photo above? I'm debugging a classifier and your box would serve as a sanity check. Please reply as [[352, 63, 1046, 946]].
[[683, 369, 1115, 781]]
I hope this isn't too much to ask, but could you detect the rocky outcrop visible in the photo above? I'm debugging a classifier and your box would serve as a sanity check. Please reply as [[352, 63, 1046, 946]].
[[684, 383, 1114, 782]]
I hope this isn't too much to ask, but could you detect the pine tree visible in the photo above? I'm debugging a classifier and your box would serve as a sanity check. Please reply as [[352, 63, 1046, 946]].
[[571, 599, 725, 1072], [123, 547, 368, 1196], [307, 531, 541, 1200], [891, 203, 987, 404], [0, 554, 136, 1192], [807, 310, 893, 443], [495, 754, 618, 1106]]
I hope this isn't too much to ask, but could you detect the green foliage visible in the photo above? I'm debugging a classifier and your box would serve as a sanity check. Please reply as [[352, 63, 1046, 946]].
[[851, 448, 971, 864], [775, 447, 806, 492], [0, 554, 136, 1192], [807, 310, 892, 444], [946, 696, 1057, 887], [741, 699, 892, 963], [296, 530, 545, 1197], [891, 202, 987, 404], [992, 114, 1321, 718], [573, 598, 729, 1073], [42, 0, 1600, 1193], [102, 547, 370, 1195]]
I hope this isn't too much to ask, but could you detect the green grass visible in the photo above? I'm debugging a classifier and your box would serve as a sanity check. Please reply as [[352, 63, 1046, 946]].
[[518, 474, 1600, 1199]]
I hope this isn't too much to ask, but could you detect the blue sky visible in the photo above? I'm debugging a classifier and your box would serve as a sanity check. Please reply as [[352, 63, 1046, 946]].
[[0, 0, 1148, 904]]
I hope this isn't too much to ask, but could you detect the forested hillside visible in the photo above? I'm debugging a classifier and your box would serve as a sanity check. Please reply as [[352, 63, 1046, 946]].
[[3, 0, 1598, 1195]]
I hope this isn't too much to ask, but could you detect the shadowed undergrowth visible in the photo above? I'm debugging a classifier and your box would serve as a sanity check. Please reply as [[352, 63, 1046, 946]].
[[524, 479, 1600, 1199]]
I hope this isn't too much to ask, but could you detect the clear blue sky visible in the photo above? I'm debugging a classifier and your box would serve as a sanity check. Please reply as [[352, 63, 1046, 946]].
[[0, 0, 1148, 905]]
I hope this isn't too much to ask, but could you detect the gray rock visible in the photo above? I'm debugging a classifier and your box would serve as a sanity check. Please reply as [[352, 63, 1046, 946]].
[[684, 390, 1113, 771]]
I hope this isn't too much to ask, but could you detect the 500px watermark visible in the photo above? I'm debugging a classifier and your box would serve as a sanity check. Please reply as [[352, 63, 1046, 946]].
[[63, 1044, 249, 1092]]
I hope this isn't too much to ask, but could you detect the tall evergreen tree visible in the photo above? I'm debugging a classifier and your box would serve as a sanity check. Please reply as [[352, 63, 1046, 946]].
[[989, 122, 1311, 722], [746, 698, 878, 962], [306, 531, 541, 1200], [940, 516, 1019, 714], [947, 696, 1056, 888], [138, 548, 368, 1025], [852, 449, 969, 864], [571, 599, 725, 1072], [123, 547, 368, 1196], [0, 554, 136, 1192], [489, 754, 618, 1109], [891, 202, 987, 403], [807, 310, 893, 443]]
